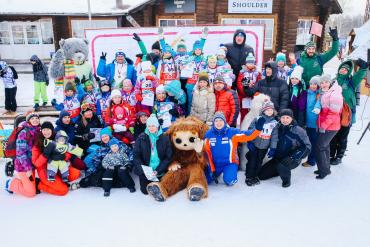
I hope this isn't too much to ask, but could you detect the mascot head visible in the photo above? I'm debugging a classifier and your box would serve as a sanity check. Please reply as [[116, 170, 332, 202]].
[[59, 38, 89, 65], [167, 116, 208, 151]]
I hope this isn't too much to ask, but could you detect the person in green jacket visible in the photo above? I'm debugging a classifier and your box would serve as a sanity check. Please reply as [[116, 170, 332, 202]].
[[330, 58, 368, 165], [299, 27, 340, 88]]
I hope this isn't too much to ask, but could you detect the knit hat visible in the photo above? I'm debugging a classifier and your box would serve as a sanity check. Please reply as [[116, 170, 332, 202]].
[[59, 110, 70, 121], [261, 100, 275, 113], [177, 40, 187, 50], [320, 74, 332, 84], [55, 130, 69, 143], [340, 64, 351, 72], [99, 79, 110, 88], [136, 110, 150, 119], [111, 89, 122, 98], [152, 41, 160, 51], [198, 71, 209, 83], [41, 121, 54, 132], [309, 75, 321, 86], [245, 53, 256, 64], [305, 41, 316, 51], [115, 51, 125, 57], [26, 112, 39, 122], [108, 138, 120, 148], [213, 111, 226, 124], [216, 48, 226, 57], [276, 52, 286, 63], [146, 114, 159, 127], [193, 40, 203, 51], [290, 65, 304, 81], [100, 127, 112, 138], [84, 80, 94, 90], [279, 109, 294, 118], [164, 80, 186, 105], [80, 101, 94, 115], [156, 84, 166, 94], [214, 75, 225, 84], [65, 82, 76, 92]]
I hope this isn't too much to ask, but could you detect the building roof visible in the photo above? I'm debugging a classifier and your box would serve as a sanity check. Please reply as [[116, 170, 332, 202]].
[[0, 0, 152, 16], [315, 0, 343, 14]]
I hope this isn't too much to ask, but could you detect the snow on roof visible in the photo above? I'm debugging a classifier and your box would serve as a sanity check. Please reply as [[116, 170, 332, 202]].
[[348, 20, 370, 61], [0, 0, 151, 16]]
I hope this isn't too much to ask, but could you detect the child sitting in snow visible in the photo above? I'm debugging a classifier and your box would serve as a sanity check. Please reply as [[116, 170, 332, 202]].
[[246, 100, 278, 186], [96, 79, 111, 123], [120, 79, 137, 108], [102, 138, 135, 197], [288, 66, 307, 127]]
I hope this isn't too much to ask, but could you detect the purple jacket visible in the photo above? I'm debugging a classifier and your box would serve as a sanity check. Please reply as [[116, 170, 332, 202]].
[[289, 84, 307, 126], [14, 122, 40, 172]]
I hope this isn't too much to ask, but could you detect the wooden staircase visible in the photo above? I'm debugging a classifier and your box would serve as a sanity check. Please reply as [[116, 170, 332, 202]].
[[0, 106, 59, 126]]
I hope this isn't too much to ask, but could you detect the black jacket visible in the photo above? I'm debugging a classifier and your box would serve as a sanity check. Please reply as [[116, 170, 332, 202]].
[[249, 62, 289, 111], [225, 29, 255, 88], [74, 114, 103, 151], [133, 132, 173, 176], [30, 55, 49, 83]]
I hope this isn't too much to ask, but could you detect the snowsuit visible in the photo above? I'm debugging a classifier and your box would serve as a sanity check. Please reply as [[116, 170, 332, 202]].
[[43, 140, 70, 181], [31, 55, 49, 105], [0, 64, 17, 112], [190, 85, 216, 124], [305, 89, 321, 166], [289, 81, 307, 127], [259, 121, 311, 184], [204, 125, 261, 185], [214, 87, 239, 127], [246, 115, 278, 179], [97, 58, 137, 88]]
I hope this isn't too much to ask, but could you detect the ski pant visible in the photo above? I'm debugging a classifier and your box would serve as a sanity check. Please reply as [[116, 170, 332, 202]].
[[206, 163, 238, 186], [306, 127, 318, 166], [34, 81, 48, 104], [102, 166, 135, 192], [185, 83, 195, 116], [259, 157, 301, 183], [79, 169, 125, 188], [9, 171, 36, 198], [246, 148, 268, 179], [180, 78, 188, 114], [330, 126, 350, 159], [5, 87, 17, 112], [316, 130, 337, 176], [47, 160, 69, 180]]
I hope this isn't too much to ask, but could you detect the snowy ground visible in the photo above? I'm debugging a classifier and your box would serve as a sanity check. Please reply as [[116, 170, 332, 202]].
[[1, 58, 370, 247]]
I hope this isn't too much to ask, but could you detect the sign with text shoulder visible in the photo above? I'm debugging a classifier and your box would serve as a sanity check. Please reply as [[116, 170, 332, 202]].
[[165, 0, 195, 13], [85, 25, 265, 72], [228, 0, 273, 13]]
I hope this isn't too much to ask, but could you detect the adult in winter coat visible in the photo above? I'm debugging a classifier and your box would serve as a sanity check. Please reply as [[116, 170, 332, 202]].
[[0, 61, 17, 114], [30, 55, 49, 110], [299, 27, 339, 88], [97, 51, 137, 88], [133, 114, 173, 195], [225, 29, 255, 89], [5, 113, 40, 197], [31, 122, 80, 196], [213, 75, 240, 127], [250, 62, 289, 112], [259, 109, 311, 187], [315, 75, 343, 179], [190, 72, 216, 124], [288, 65, 307, 126], [330, 59, 368, 165], [55, 110, 76, 145]]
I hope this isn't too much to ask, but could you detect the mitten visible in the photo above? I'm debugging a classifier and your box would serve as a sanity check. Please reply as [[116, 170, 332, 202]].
[[255, 117, 266, 131], [100, 52, 107, 60], [201, 27, 209, 39], [357, 59, 369, 70], [74, 77, 81, 85], [158, 119, 164, 126], [133, 33, 141, 42], [329, 27, 338, 41]]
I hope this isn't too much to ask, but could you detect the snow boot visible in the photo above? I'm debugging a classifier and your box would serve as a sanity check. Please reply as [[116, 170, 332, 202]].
[[33, 103, 40, 111], [316, 171, 331, 179], [245, 177, 260, 186], [330, 157, 342, 166], [104, 191, 110, 197], [129, 187, 136, 193], [5, 179, 13, 194], [314, 170, 320, 175], [42, 102, 47, 106], [48, 175, 56, 182], [5, 161, 14, 177], [282, 180, 291, 188], [188, 185, 205, 201], [147, 183, 166, 202]]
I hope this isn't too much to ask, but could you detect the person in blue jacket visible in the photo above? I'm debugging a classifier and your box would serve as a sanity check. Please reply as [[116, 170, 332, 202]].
[[54, 110, 76, 145], [97, 50, 137, 88], [204, 111, 265, 186]]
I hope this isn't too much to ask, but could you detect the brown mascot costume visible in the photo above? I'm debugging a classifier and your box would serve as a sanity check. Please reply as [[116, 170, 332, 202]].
[[147, 116, 209, 202]]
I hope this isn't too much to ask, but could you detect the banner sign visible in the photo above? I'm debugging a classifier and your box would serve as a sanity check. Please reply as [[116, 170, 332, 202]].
[[228, 0, 273, 13]]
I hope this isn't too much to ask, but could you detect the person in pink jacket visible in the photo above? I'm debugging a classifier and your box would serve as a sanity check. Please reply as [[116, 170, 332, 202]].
[[315, 74, 343, 179]]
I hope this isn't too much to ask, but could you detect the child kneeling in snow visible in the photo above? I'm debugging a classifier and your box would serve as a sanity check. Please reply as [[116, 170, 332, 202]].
[[204, 112, 265, 186], [102, 138, 135, 197]]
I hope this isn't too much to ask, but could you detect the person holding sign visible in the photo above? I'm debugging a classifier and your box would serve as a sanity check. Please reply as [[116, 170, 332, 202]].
[[133, 114, 172, 195]]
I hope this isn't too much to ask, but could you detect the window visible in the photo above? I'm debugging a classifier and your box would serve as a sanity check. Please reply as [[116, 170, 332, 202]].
[[11, 25, 25, 44], [221, 18, 274, 49], [159, 19, 194, 27], [40, 19, 54, 44], [71, 19, 117, 38], [0, 22, 10, 45], [26, 24, 39, 44], [296, 19, 315, 45]]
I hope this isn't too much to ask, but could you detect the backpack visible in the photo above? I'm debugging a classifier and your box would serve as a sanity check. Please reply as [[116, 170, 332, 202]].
[[9, 66, 18, 80], [340, 102, 352, 127], [4, 126, 27, 158]]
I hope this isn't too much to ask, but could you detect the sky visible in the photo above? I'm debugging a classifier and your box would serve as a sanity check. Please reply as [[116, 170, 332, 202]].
[[339, 0, 368, 16]]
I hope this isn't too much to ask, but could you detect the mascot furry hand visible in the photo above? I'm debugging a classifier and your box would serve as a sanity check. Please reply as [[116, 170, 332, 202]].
[[147, 116, 209, 202]]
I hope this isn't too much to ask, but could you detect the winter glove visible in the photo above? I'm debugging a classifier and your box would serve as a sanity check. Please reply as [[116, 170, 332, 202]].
[[132, 33, 141, 42], [312, 108, 321, 114], [5, 161, 14, 177], [319, 128, 325, 134], [94, 74, 101, 82], [247, 142, 256, 152], [329, 27, 338, 41], [82, 133, 95, 141], [158, 27, 164, 39], [158, 119, 164, 126], [81, 75, 87, 84], [74, 77, 81, 85], [113, 124, 127, 132], [267, 148, 276, 158], [129, 127, 135, 134], [255, 117, 266, 131], [100, 52, 107, 60], [357, 58, 369, 70], [201, 27, 209, 39], [169, 109, 179, 118]]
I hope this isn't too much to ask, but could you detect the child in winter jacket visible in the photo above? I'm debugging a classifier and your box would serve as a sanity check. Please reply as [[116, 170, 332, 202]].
[[120, 79, 137, 108], [0, 61, 17, 115], [246, 100, 278, 186], [134, 62, 158, 112], [105, 89, 135, 144], [81, 79, 99, 107], [275, 52, 291, 81], [156, 28, 178, 85], [204, 55, 219, 84], [190, 72, 216, 125], [96, 79, 111, 123], [30, 55, 49, 110], [303, 75, 321, 167], [54, 82, 84, 123], [44, 130, 70, 182], [164, 79, 187, 114], [102, 138, 135, 196], [288, 66, 307, 126], [213, 75, 240, 127], [237, 53, 262, 123], [204, 112, 265, 186]]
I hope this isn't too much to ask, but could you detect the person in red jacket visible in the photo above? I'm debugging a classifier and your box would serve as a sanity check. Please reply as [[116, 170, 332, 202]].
[[105, 89, 136, 144], [213, 75, 240, 127]]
